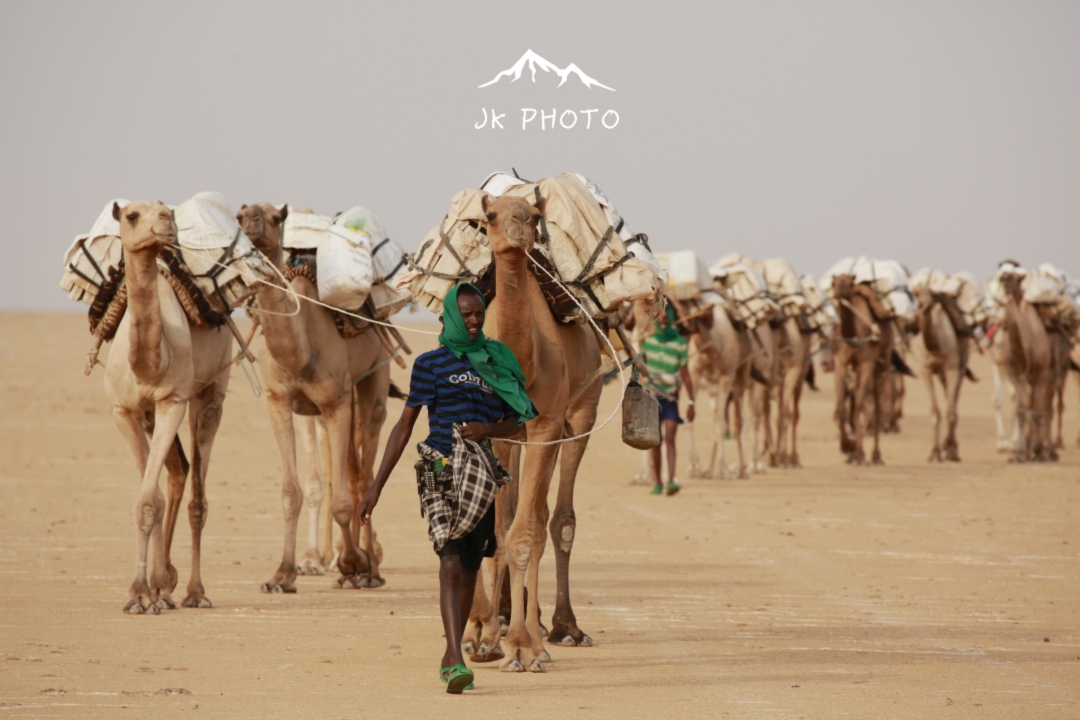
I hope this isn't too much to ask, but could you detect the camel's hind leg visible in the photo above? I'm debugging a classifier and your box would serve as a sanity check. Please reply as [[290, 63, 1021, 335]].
[[991, 363, 1012, 451], [297, 416, 327, 576], [181, 380, 225, 608]]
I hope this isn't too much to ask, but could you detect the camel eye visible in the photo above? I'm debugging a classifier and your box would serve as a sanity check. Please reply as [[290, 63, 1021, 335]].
[[126, 212, 140, 224]]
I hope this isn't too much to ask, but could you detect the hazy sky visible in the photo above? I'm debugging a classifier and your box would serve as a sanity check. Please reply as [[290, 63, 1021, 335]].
[[2, 0, 1078, 311]]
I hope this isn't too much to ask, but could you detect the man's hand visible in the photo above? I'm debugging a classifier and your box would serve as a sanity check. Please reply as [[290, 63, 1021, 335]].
[[355, 490, 379, 527], [459, 422, 492, 442], [686, 403, 696, 423]]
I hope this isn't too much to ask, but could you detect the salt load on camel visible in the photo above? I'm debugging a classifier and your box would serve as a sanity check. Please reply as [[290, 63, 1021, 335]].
[[400, 171, 665, 322]]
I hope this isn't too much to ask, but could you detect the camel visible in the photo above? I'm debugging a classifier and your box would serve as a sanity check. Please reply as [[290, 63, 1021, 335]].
[[462, 194, 603, 673], [997, 272, 1057, 462], [911, 286, 971, 462], [236, 203, 390, 591], [687, 304, 752, 478], [831, 274, 894, 464], [104, 201, 233, 613]]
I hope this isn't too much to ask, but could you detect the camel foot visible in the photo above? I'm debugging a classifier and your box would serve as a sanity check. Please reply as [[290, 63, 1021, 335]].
[[539, 622, 549, 639], [871, 454, 884, 466], [336, 548, 371, 579], [928, 450, 942, 463], [536, 649, 552, 663], [154, 595, 176, 611], [470, 640, 505, 664], [359, 575, 386, 589], [260, 581, 297, 594], [548, 623, 592, 647], [181, 592, 212, 609], [529, 659, 546, 673], [123, 598, 160, 615], [945, 449, 960, 462], [502, 659, 525, 673], [296, 555, 327, 576]]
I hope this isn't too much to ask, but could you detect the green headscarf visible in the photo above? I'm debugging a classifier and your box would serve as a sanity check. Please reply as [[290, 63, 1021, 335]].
[[653, 304, 681, 342], [439, 284, 537, 423]]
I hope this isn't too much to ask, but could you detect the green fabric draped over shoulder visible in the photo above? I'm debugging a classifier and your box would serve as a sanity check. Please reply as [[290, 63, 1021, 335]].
[[653, 304, 681, 342], [439, 284, 537, 423]]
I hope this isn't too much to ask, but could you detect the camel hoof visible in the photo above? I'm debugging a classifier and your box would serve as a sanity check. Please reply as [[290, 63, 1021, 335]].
[[928, 453, 942, 463], [333, 576, 358, 589], [154, 597, 175, 611], [181, 595, 212, 609], [462, 641, 475, 655], [559, 635, 577, 646], [528, 660, 546, 673], [297, 560, 326, 576], [261, 582, 296, 594], [502, 660, 525, 673], [360, 576, 386, 589], [123, 600, 147, 615], [482, 643, 505, 661], [536, 649, 552, 663], [539, 623, 549, 638]]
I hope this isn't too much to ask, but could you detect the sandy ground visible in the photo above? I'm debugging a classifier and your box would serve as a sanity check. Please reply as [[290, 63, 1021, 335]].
[[0, 310, 1078, 719]]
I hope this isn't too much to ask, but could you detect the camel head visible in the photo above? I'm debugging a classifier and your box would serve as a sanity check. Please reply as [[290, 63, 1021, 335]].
[[482, 194, 542, 254], [832, 273, 856, 301], [1000, 271, 1027, 303], [237, 203, 289, 253], [113, 200, 176, 254]]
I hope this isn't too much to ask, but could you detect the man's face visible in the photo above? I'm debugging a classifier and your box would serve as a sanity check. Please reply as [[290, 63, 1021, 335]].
[[457, 292, 485, 341]]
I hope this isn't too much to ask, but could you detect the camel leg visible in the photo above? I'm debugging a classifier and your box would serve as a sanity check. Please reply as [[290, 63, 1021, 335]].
[[352, 373, 388, 588], [327, 397, 371, 587], [470, 445, 516, 663], [261, 394, 303, 593], [787, 365, 804, 468], [711, 380, 732, 478], [123, 399, 187, 613], [763, 383, 776, 468], [991, 363, 1011, 451], [181, 381, 225, 608], [317, 420, 335, 568], [501, 429, 560, 673], [732, 382, 749, 479], [869, 359, 886, 465], [850, 358, 874, 465], [547, 405, 598, 648], [834, 350, 856, 459], [926, 368, 943, 463], [161, 435, 188, 594], [943, 364, 963, 462], [296, 416, 327, 576]]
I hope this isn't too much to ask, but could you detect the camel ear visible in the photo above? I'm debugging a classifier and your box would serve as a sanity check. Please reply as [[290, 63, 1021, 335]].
[[112, 202, 121, 221], [532, 194, 546, 217], [481, 193, 496, 223], [157, 199, 165, 207], [277, 204, 289, 225], [241, 204, 248, 210]]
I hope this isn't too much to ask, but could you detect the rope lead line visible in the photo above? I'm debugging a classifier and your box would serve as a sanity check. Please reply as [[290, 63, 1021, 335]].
[[195, 248, 630, 448]]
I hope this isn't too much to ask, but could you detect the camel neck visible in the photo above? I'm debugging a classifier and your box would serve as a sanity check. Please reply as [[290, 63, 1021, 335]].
[[124, 248, 164, 382], [255, 279, 311, 375], [491, 244, 535, 382]]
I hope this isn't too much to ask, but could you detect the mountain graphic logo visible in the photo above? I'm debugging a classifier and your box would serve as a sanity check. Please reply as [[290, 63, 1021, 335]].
[[478, 49, 615, 91]]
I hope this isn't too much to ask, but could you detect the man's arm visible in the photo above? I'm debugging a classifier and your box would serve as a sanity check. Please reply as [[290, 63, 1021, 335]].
[[680, 364, 696, 422], [356, 404, 421, 526], [459, 416, 522, 442]]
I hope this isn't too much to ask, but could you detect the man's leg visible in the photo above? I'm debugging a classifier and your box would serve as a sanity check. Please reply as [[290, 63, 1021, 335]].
[[649, 444, 663, 494], [663, 419, 679, 491], [440, 554, 468, 670]]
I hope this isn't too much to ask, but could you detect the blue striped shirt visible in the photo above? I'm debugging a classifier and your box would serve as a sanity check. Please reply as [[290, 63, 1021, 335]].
[[406, 347, 522, 456]]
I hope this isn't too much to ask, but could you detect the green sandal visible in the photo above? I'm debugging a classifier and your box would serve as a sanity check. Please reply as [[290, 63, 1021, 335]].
[[649, 484, 663, 495], [441, 664, 475, 693], [666, 480, 681, 496]]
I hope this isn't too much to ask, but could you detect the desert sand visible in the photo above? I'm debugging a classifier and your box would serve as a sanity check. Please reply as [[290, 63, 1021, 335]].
[[0, 311, 1077, 719]]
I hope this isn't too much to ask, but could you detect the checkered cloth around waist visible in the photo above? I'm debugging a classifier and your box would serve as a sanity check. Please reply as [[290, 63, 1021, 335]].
[[416, 424, 511, 551]]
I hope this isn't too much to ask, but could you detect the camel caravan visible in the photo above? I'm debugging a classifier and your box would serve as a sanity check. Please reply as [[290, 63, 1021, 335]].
[[56, 178, 1079, 686]]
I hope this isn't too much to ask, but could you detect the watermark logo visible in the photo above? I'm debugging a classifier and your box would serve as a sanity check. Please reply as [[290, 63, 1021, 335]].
[[474, 49, 619, 131], [478, 49, 615, 91]]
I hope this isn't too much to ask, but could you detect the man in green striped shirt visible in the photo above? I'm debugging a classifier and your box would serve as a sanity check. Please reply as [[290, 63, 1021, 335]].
[[642, 305, 695, 496]]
